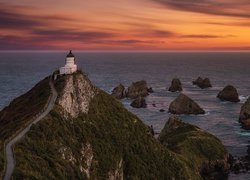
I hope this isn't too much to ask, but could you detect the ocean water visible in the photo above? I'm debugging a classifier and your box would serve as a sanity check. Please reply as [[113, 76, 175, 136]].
[[1, 51, 250, 179]]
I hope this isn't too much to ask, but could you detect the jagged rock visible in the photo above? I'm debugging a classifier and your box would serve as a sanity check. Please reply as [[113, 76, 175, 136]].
[[130, 96, 147, 108], [192, 77, 212, 89], [240, 119, 250, 130], [147, 87, 154, 93], [239, 97, 250, 129], [57, 73, 96, 118], [168, 78, 182, 92], [126, 80, 149, 99], [111, 84, 126, 99], [217, 85, 240, 102], [168, 94, 205, 115], [159, 116, 230, 179]]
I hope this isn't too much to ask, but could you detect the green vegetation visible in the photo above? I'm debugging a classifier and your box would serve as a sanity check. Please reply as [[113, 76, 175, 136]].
[[159, 117, 229, 178], [0, 77, 51, 178], [12, 74, 196, 179], [0, 72, 229, 179]]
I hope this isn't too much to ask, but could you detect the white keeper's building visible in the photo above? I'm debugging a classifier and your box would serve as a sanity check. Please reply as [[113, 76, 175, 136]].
[[60, 50, 78, 75]]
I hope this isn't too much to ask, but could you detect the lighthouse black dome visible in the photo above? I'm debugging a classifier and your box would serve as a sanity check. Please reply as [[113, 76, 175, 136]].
[[67, 50, 75, 58]]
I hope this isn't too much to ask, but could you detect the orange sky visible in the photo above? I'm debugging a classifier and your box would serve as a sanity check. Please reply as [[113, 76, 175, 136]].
[[0, 0, 250, 50]]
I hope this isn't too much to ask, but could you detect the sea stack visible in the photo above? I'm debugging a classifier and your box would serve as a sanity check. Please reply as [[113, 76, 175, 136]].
[[130, 96, 147, 108], [217, 85, 240, 102], [168, 78, 182, 92], [239, 97, 250, 129], [111, 84, 126, 99], [126, 80, 150, 99], [169, 94, 205, 115], [192, 77, 212, 89]]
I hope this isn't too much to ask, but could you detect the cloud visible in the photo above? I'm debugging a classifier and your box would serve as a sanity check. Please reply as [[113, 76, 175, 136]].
[[153, 0, 250, 18], [0, 3, 73, 30], [32, 29, 114, 41], [181, 34, 223, 39]]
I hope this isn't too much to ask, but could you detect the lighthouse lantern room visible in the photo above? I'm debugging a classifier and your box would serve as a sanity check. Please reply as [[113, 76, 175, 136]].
[[59, 50, 78, 75]]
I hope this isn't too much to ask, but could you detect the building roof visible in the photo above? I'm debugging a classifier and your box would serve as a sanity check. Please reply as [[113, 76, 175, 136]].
[[66, 50, 75, 58]]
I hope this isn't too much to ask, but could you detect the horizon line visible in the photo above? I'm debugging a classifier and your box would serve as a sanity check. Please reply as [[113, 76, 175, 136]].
[[1, 50, 250, 53]]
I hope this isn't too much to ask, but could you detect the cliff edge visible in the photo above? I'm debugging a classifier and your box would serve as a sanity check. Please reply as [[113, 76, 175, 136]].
[[0, 71, 229, 179]]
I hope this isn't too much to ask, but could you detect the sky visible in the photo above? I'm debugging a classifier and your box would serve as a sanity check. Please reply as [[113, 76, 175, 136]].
[[1, 0, 250, 50]]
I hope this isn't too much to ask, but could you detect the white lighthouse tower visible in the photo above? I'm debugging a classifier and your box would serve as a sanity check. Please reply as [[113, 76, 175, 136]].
[[59, 50, 78, 75]]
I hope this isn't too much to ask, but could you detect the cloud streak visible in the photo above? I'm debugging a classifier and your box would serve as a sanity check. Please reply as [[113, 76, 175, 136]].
[[154, 0, 250, 18]]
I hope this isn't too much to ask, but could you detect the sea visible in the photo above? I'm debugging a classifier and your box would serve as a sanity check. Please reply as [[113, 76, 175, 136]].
[[0, 51, 250, 179]]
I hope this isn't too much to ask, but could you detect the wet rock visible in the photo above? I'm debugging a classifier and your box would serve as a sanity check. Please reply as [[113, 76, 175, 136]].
[[168, 78, 182, 92], [130, 96, 147, 108], [192, 77, 212, 89], [217, 85, 240, 102], [147, 87, 154, 93], [168, 94, 205, 115], [126, 80, 150, 99], [239, 97, 250, 129], [111, 84, 126, 99]]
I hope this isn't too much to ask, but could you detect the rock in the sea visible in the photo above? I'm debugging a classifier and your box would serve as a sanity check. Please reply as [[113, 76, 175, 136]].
[[168, 78, 182, 92], [159, 116, 230, 179], [111, 84, 126, 99], [192, 77, 212, 89], [126, 80, 149, 99], [130, 96, 147, 108], [168, 94, 205, 115], [217, 85, 240, 102], [239, 98, 250, 129], [147, 87, 154, 93], [239, 97, 250, 121]]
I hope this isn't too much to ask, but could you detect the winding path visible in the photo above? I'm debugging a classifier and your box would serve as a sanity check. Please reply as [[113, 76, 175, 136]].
[[4, 78, 58, 180]]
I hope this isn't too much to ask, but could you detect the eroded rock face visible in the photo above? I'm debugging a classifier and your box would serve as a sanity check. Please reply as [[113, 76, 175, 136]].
[[108, 159, 124, 180], [57, 73, 96, 118], [111, 84, 126, 99], [239, 97, 250, 129], [217, 85, 240, 102], [168, 94, 205, 115], [126, 80, 150, 99], [192, 77, 212, 89], [130, 96, 147, 108], [159, 116, 230, 179], [168, 78, 182, 92]]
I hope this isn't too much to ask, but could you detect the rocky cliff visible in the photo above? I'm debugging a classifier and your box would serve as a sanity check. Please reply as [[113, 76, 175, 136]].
[[0, 71, 230, 179]]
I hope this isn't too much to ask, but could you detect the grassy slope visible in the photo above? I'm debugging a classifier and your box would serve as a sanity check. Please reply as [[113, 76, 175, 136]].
[[159, 119, 228, 178], [0, 77, 50, 178], [12, 80, 197, 179]]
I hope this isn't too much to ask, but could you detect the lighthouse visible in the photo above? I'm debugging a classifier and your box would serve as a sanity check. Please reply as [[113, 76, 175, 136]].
[[59, 50, 78, 75]]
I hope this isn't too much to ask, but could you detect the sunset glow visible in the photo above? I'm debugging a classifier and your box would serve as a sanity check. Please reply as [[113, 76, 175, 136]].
[[1, 0, 250, 50]]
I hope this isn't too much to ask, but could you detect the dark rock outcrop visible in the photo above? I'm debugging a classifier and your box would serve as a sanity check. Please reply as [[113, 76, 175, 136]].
[[147, 87, 154, 93], [217, 85, 240, 102], [159, 116, 230, 179], [168, 94, 205, 115], [130, 96, 147, 108], [239, 97, 250, 129], [111, 84, 126, 99], [192, 77, 212, 89], [168, 78, 182, 92], [126, 80, 150, 99]]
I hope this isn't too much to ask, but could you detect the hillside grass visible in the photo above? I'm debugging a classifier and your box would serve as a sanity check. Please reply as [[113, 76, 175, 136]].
[[0, 77, 51, 178], [159, 119, 228, 178], [12, 85, 197, 179]]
